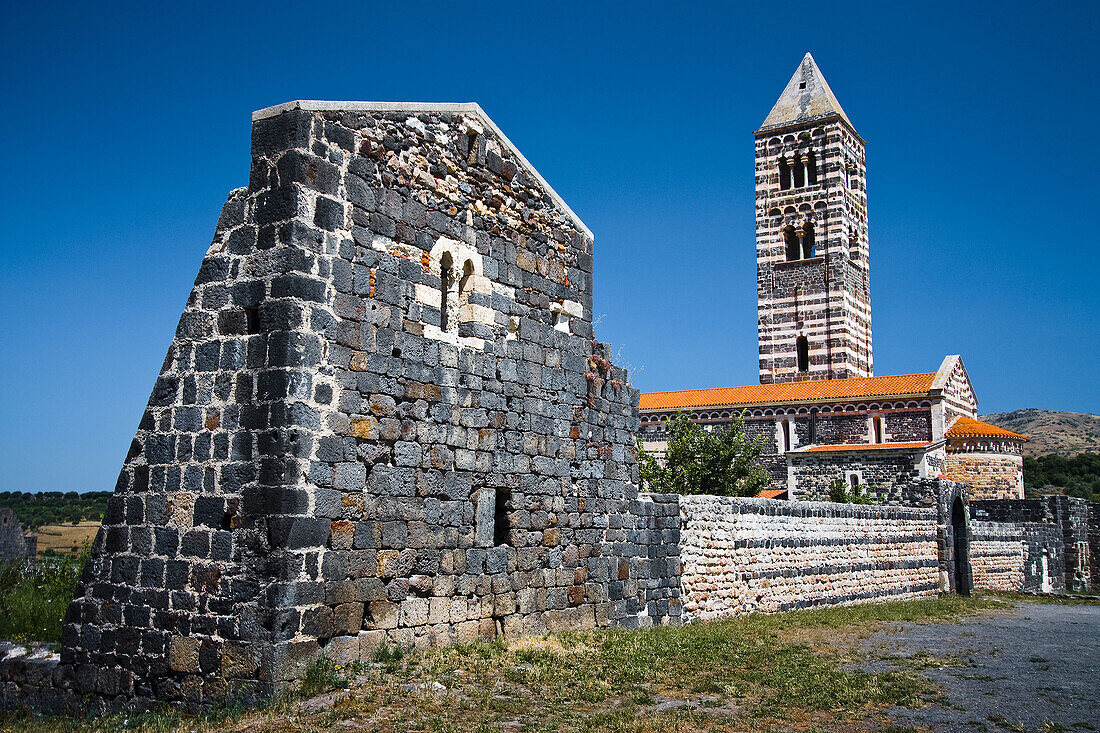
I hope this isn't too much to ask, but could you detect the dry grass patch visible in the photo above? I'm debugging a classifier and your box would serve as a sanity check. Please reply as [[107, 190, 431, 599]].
[[32, 522, 100, 556]]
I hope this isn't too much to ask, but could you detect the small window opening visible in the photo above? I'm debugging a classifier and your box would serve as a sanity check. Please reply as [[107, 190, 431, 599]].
[[796, 336, 809, 372], [799, 81, 807, 90], [781, 419, 791, 452], [494, 488, 511, 546], [809, 407, 818, 443], [244, 306, 260, 335], [440, 252, 454, 333], [849, 473, 860, 490], [873, 417, 884, 444], [806, 150, 817, 185], [849, 235, 859, 261], [802, 222, 815, 259], [466, 130, 480, 166], [793, 156, 805, 188], [784, 226, 800, 261], [779, 157, 791, 190]]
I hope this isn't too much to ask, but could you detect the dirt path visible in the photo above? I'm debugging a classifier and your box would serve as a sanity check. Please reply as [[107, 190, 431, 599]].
[[867, 601, 1100, 732]]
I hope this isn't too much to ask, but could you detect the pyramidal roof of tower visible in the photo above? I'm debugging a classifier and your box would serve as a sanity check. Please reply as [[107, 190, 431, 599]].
[[758, 53, 855, 134]]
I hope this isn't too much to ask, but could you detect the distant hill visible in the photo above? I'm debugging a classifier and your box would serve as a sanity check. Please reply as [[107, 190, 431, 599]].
[[979, 409, 1100, 458]]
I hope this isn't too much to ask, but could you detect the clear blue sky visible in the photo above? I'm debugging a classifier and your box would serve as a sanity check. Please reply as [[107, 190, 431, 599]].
[[2, 1, 1097, 492]]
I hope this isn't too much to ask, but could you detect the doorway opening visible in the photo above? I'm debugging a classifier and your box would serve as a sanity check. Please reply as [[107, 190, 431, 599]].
[[951, 497, 970, 596]]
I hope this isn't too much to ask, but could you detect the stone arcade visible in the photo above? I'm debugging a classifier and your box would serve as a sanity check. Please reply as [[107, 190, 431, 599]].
[[640, 54, 1028, 502]]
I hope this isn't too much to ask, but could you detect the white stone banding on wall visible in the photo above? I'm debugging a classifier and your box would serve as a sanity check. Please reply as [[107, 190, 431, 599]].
[[678, 496, 939, 621]]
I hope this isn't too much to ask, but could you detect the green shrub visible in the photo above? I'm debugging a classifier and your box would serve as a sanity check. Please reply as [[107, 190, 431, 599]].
[[828, 479, 877, 505], [637, 411, 770, 496], [0, 545, 88, 643]]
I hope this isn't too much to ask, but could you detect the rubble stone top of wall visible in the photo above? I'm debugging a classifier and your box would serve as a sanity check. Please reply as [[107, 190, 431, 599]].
[[677, 494, 937, 521], [252, 100, 591, 238]]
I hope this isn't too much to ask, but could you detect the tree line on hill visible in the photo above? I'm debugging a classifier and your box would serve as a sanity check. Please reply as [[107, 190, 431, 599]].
[[0, 491, 111, 530], [1024, 452, 1100, 502]]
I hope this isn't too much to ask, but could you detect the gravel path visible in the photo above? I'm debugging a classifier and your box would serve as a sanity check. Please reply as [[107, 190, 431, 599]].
[[866, 601, 1100, 732]]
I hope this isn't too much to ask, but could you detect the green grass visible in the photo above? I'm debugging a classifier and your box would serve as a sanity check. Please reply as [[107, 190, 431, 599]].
[[0, 551, 87, 643]]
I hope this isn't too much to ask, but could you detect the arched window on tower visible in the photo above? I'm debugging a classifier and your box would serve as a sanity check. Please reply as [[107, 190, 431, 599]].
[[783, 227, 800, 261], [796, 336, 809, 372], [439, 251, 454, 333], [802, 222, 816, 259], [873, 417, 884, 444], [779, 157, 791, 190], [780, 419, 792, 452], [793, 156, 805, 188], [806, 150, 818, 185]]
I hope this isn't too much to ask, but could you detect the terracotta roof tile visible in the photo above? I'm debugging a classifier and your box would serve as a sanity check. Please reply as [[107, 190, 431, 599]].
[[946, 416, 1027, 441], [639, 373, 938, 411], [799, 442, 933, 453], [755, 489, 789, 499]]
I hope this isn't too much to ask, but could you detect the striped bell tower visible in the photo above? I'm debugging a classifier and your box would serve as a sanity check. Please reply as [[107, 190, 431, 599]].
[[755, 53, 872, 384]]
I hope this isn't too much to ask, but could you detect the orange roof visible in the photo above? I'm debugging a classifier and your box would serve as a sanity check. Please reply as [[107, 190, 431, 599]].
[[946, 416, 1027, 441], [755, 489, 789, 499], [639, 372, 937, 411], [799, 442, 933, 452]]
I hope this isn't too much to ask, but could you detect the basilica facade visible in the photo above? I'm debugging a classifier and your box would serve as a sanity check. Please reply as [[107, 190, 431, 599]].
[[639, 54, 1025, 501]]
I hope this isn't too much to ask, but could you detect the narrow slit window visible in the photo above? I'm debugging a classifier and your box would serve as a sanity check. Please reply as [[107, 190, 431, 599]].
[[244, 306, 260, 335], [806, 150, 818, 185], [781, 419, 791, 452], [796, 336, 809, 372], [440, 252, 454, 333], [793, 156, 805, 188], [873, 417, 884, 444], [466, 130, 480, 165], [802, 222, 815, 259], [494, 488, 511, 546], [779, 157, 791, 190]]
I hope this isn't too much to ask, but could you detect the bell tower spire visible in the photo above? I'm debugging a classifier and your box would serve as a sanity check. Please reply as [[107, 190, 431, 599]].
[[754, 53, 872, 384]]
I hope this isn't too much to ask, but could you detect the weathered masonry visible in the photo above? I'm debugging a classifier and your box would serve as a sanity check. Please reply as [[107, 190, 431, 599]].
[[49, 101, 676, 710]]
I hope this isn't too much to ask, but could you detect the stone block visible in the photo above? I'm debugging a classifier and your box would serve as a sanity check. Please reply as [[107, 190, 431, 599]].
[[168, 636, 200, 673], [368, 601, 399, 629]]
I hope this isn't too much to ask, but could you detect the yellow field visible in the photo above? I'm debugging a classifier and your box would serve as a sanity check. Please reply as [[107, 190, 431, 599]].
[[32, 521, 101, 555]]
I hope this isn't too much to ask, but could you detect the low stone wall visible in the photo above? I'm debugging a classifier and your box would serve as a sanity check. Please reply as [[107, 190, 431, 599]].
[[969, 521, 1026, 591], [677, 496, 940, 621], [0, 642, 79, 715], [968, 497, 1089, 594]]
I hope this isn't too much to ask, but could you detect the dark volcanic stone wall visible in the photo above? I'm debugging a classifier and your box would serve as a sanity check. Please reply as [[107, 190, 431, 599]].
[[970, 497, 1095, 593], [57, 102, 676, 712]]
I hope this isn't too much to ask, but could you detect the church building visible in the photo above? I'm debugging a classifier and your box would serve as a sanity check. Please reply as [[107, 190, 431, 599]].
[[639, 54, 1026, 501]]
